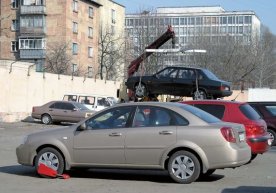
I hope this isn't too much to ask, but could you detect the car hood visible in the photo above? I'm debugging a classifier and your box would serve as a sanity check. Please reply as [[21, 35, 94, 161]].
[[27, 125, 76, 139]]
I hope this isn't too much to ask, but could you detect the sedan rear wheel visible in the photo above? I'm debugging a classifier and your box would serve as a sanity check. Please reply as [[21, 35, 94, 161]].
[[135, 83, 147, 98], [35, 147, 64, 177], [193, 90, 207, 100], [41, 114, 52, 125], [168, 151, 200, 184]]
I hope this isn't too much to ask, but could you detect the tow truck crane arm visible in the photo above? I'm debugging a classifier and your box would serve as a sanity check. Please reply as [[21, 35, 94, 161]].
[[127, 25, 176, 78]]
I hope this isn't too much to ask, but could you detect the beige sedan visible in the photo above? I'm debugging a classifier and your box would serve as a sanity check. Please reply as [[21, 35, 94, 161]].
[[31, 101, 95, 124], [17, 102, 251, 183]]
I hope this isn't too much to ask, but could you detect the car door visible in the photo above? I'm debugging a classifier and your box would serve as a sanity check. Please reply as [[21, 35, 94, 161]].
[[73, 106, 135, 164], [174, 68, 197, 96], [47, 102, 66, 121], [125, 106, 177, 166], [149, 67, 177, 94]]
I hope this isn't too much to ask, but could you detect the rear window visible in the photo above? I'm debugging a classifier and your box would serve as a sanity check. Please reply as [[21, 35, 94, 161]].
[[239, 104, 261, 120], [193, 104, 225, 119], [180, 104, 221, 123]]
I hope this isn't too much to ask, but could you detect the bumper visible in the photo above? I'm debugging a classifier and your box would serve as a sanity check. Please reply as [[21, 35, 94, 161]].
[[16, 144, 36, 166], [207, 143, 251, 169], [207, 90, 233, 97], [247, 135, 271, 154]]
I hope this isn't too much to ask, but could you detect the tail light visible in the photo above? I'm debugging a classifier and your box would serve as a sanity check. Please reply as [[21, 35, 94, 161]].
[[32, 107, 35, 112], [244, 124, 266, 136], [220, 86, 230, 91], [221, 127, 236, 143]]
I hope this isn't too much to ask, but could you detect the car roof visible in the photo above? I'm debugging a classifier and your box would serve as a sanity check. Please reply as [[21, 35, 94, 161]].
[[181, 100, 247, 105], [164, 66, 203, 70]]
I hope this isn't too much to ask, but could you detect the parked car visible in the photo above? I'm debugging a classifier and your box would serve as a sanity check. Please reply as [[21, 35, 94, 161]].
[[248, 101, 276, 146], [125, 66, 233, 99], [181, 100, 271, 160], [31, 101, 95, 125], [17, 102, 251, 184], [63, 93, 117, 111]]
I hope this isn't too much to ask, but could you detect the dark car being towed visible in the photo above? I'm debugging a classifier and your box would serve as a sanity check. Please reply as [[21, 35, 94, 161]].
[[125, 66, 233, 99]]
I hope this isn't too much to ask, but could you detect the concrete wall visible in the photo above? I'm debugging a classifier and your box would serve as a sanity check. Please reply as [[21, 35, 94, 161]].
[[0, 60, 121, 122]]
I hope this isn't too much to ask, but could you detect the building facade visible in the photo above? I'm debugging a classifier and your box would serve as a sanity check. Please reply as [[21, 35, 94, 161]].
[[0, 0, 125, 78], [125, 6, 261, 67]]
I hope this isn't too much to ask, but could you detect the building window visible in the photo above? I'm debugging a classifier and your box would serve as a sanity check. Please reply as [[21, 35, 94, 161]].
[[88, 47, 93, 57], [73, 22, 78, 33], [111, 25, 115, 35], [72, 64, 78, 73], [72, 43, 78, 54], [72, 0, 78, 12], [111, 9, 116, 24], [89, 7, 93, 18], [19, 38, 46, 49], [88, 27, 93, 38], [11, 0, 19, 9], [88, 67, 93, 78], [21, 15, 45, 28], [11, 41, 19, 52], [11, 19, 19, 31]]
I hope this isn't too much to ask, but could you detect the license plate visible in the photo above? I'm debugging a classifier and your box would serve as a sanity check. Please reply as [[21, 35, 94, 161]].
[[239, 133, 245, 142]]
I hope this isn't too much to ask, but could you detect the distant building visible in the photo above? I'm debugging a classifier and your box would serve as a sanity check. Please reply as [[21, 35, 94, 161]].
[[0, 0, 125, 78], [125, 6, 261, 66]]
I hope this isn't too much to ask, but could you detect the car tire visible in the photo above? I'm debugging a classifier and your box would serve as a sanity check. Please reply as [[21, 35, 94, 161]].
[[199, 169, 216, 179], [267, 129, 276, 146], [135, 83, 147, 98], [35, 147, 65, 177], [168, 150, 200, 184], [193, 90, 207, 100], [250, 153, 257, 161], [41, 114, 52, 125]]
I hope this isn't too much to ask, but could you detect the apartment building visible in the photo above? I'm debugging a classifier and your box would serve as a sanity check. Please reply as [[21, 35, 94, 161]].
[[125, 6, 261, 66], [0, 0, 125, 78]]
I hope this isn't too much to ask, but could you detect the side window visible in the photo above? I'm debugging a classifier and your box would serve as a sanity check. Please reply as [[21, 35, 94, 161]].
[[173, 113, 189, 126], [62, 103, 75, 110], [265, 105, 276, 116], [79, 96, 95, 105], [132, 106, 174, 127], [86, 107, 133, 129], [194, 104, 225, 119], [97, 97, 110, 107], [63, 95, 77, 102], [49, 102, 63, 109]]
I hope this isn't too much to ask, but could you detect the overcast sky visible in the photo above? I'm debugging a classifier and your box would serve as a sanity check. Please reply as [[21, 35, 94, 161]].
[[115, 0, 276, 34]]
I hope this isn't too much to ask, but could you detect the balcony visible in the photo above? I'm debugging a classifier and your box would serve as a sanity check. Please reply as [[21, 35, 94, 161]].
[[20, 5, 46, 15], [20, 27, 46, 35], [20, 49, 46, 59]]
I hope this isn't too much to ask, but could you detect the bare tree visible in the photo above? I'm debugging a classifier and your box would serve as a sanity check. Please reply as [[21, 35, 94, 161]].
[[252, 27, 276, 88], [98, 26, 125, 81], [45, 42, 73, 75]]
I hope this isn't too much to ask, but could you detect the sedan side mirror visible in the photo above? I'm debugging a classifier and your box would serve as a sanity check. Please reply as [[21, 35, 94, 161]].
[[78, 122, 87, 131]]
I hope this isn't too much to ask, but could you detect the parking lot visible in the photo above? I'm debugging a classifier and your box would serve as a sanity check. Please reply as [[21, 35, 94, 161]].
[[0, 121, 275, 193]]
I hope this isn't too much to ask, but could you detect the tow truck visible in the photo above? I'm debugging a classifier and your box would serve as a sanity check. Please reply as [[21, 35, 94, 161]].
[[125, 25, 176, 101]]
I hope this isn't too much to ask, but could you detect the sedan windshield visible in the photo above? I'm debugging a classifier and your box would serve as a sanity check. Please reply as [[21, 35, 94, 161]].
[[180, 104, 221, 123]]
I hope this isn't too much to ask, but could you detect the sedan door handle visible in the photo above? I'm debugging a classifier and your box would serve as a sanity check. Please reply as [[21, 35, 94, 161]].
[[109, 132, 122, 137], [159, 131, 173, 135]]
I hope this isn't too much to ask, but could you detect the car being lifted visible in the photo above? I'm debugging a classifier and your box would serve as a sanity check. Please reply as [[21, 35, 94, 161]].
[[125, 66, 233, 100]]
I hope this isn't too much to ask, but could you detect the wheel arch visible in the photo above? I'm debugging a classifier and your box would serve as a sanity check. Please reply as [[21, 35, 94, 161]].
[[34, 143, 71, 170], [163, 146, 208, 173]]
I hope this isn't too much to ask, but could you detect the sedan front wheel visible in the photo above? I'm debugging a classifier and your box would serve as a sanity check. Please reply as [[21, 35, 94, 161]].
[[168, 151, 200, 184]]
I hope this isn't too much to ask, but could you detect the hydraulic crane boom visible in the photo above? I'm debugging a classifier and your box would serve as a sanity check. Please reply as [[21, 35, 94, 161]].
[[127, 25, 176, 78]]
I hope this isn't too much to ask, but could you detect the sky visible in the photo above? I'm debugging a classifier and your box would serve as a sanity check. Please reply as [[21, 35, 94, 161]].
[[115, 0, 276, 35]]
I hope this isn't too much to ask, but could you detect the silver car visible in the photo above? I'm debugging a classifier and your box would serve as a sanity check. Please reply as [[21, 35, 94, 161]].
[[31, 101, 95, 124], [17, 102, 251, 183]]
